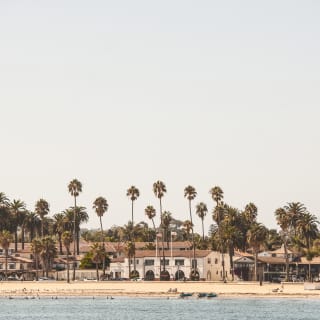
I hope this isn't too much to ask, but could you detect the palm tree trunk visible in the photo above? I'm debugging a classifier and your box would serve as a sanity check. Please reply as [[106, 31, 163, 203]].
[[5, 249, 8, 281], [22, 226, 25, 250], [59, 235, 63, 255], [15, 230, 18, 252], [201, 218, 205, 242], [254, 251, 258, 281], [159, 198, 166, 277], [35, 255, 39, 281], [284, 239, 289, 281], [96, 263, 99, 280], [73, 196, 77, 281], [216, 201, 226, 282], [131, 200, 136, 275], [100, 216, 106, 276], [189, 200, 196, 279], [67, 251, 70, 283]]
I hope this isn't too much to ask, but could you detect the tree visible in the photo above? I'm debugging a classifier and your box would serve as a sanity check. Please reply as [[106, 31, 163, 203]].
[[145, 205, 158, 258], [62, 231, 73, 283], [35, 199, 50, 237], [31, 238, 42, 281], [24, 211, 41, 241], [68, 179, 82, 257], [93, 196, 109, 275], [247, 222, 267, 281], [9, 199, 26, 252], [184, 185, 197, 279], [0, 230, 12, 280], [53, 213, 67, 255], [275, 207, 291, 281], [126, 186, 139, 275], [40, 236, 57, 277], [153, 180, 167, 278], [210, 186, 225, 282], [90, 242, 104, 280], [196, 202, 208, 241]]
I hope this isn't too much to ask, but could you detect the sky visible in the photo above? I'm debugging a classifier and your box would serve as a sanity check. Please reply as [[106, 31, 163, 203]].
[[1, 0, 320, 235]]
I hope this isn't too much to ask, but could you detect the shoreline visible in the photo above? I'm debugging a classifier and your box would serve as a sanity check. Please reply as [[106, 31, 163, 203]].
[[1, 281, 320, 298]]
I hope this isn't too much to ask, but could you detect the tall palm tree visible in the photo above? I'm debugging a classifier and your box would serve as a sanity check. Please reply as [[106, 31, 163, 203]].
[[93, 196, 109, 275], [35, 199, 50, 238], [247, 222, 268, 281], [62, 231, 73, 283], [209, 186, 225, 282], [68, 179, 82, 257], [126, 186, 139, 276], [31, 238, 42, 281], [196, 202, 208, 241], [184, 185, 197, 279], [153, 180, 167, 278], [0, 230, 12, 280], [9, 199, 26, 252], [275, 207, 291, 281]]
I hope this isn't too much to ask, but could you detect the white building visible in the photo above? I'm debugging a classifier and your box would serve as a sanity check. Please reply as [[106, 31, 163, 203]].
[[110, 249, 231, 281]]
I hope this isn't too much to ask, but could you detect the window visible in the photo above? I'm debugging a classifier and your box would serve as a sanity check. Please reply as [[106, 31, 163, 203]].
[[207, 258, 211, 264], [145, 259, 154, 266], [175, 259, 184, 266], [0, 263, 3, 269], [160, 259, 169, 266], [9, 263, 15, 270], [215, 258, 218, 264], [192, 259, 197, 269], [136, 259, 139, 265]]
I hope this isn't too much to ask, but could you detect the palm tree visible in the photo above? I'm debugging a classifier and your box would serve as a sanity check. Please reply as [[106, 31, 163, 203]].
[[184, 185, 197, 279], [296, 212, 319, 250], [0, 230, 12, 280], [196, 202, 208, 241], [53, 213, 67, 255], [126, 186, 139, 275], [68, 179, 82, 257], [62, 231, 73, 283], [40, 236, 57, 277], [74, 206, 88, 254], [9, 199, 26, 252], [35, 199, 50, 237], [275, 207, 291, 281], [0, 192, 10, 208], [145, 205, 158, 257], [24, 211, 41, 241], [31, 238, 42, 281], [93, 196, 109, 275], [210, 186, 225, 282], [153, 180, 167, 278], [91, 243, 105, 280], [284, 202, 307, 236], [247, 222, 267, 281]]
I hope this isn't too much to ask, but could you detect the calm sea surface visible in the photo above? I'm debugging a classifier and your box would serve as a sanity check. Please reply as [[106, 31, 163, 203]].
[[1, 297, 319, 320]]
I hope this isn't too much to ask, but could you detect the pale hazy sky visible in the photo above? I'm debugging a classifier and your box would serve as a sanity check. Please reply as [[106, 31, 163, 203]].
[[1, 1, 320, 234]]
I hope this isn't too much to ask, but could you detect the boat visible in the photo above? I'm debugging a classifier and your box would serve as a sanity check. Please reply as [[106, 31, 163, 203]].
[[197, 293, 207, 298], [179, 292, 193, 298], [206, 293, 218, 298]]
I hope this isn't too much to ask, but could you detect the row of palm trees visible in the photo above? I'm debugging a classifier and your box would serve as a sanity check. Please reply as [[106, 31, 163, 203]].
[[1, 180, 320, 282]]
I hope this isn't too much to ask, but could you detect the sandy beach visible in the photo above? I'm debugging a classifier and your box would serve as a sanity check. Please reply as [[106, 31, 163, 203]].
[[1, 281, 320, 298]]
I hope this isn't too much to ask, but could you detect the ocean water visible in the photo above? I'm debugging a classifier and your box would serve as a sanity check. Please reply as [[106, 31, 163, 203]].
[[0, 297, 319, 320]]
